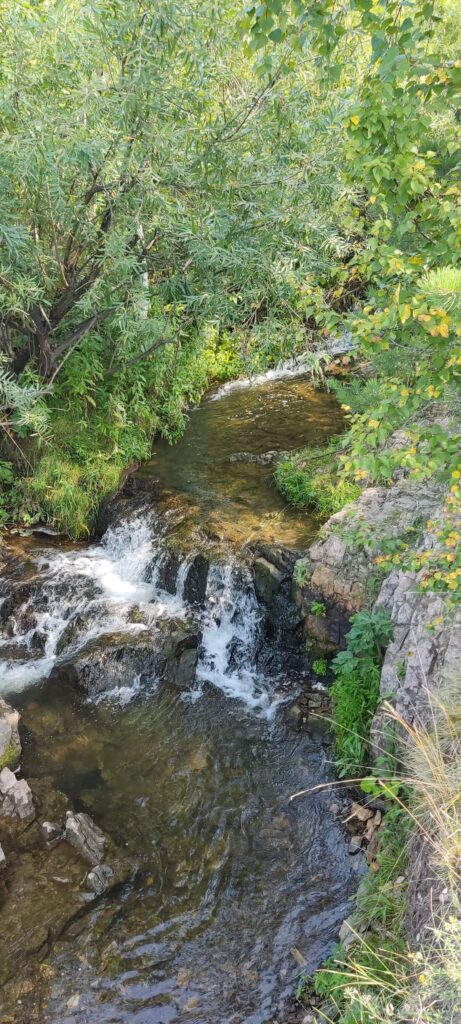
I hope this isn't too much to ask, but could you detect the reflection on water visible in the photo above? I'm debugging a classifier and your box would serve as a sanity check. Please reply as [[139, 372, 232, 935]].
[[137, 376, 343, 548], [18, 682, 357, 1024]]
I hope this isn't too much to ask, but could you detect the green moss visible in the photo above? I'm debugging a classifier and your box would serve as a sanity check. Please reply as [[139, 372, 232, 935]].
[[0, 741, 20, 770]]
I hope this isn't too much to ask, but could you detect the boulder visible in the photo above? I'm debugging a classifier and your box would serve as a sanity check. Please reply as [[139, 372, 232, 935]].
[[0, 697, 21, 769], [51, 620, 201, 696], [0, 767, 34, 820], [64, 811, 106, 865], [253, 557, 285, 607], [183, 554, 209, 606]]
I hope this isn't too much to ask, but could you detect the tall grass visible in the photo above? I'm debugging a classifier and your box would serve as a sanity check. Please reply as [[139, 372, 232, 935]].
[[298, 688, 461, 1023]]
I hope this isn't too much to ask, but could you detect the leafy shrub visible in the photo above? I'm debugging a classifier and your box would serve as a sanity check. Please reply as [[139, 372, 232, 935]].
[[331, 609, 393, 776]]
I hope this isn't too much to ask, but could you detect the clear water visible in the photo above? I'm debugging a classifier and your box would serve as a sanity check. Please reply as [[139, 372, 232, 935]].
[[0, 373, 356, 1023]]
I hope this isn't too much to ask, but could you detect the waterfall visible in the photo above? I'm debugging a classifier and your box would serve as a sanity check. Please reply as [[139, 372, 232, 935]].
[[0, 512, 276, 713]]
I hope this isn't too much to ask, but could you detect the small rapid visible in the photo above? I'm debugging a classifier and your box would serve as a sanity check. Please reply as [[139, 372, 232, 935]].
[[0, 512, 273, 712]]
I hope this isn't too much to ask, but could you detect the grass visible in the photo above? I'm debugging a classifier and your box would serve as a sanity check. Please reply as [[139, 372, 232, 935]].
[[274, 442, 360, 518], [330, 609, 394, 777], [23, 453, 122, 538]]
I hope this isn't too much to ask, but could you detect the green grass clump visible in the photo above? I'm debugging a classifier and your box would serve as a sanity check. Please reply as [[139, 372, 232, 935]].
[[24, 453, 122, 538], [331, 609, 393, 777], [274, 444, 360, 518], [0, 740, 21, 770]]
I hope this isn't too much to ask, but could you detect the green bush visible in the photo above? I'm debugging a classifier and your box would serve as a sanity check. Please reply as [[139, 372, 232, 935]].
[[331, 609, 393, 776]]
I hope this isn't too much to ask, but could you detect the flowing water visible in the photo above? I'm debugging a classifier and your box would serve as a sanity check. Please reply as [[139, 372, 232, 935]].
[[134, 372, 344, 548], [0, 372, 358, 1024]]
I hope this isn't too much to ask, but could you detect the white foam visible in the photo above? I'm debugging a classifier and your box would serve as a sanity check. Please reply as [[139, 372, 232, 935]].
[[0, 515, 281, 715]]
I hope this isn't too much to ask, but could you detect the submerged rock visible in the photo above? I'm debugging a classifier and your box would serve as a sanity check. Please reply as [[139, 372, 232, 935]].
[[86, 863, 114, 895], [41, 820, 63, 846], [0, 696, 21, 769]]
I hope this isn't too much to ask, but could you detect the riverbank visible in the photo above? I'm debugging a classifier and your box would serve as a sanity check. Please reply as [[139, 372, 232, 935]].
[[286, 472, 461, 1022]]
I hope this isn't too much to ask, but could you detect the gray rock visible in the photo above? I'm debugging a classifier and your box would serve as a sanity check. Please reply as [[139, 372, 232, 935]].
[[51, 620, 201, 696], [0, 767, 34, 819], [86, 863, 114, 895], [0, 843, 6, 870], [338, 916, 359, 950], [0, 696, 21, 769], [41, 820, 63, 845], [65, 811, 106, 866], [253, 557, 284, 607]]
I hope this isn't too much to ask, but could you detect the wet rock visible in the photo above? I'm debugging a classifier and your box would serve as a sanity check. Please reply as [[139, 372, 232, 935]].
[[253, 557, 284, 607], [0, 768, 34, 820], [0, 696, 21, 769], [157, 550, 181, 594], [64, 811, 106, 865], [163, 624, 201, 689], [86, 863, 114, 895], [55, 613, 89, 655], [41, 820, 63, 846], [183, 553, 209, 606], [51, 621, 201, 695]]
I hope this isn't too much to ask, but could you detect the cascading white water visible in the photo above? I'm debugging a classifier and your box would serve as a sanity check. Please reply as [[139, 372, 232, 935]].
[[0, 513, 275, 713]]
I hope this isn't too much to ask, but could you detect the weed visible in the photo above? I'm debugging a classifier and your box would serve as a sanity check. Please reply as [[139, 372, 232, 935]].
[[331, 609, 393, 777], [312, 658, 328, 677], [310, 600, 326, 617]]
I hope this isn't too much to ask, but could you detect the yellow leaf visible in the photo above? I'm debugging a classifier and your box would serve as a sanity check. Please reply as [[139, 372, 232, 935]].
[[439, 322, 449, 338], [350, 115, 360, 126]]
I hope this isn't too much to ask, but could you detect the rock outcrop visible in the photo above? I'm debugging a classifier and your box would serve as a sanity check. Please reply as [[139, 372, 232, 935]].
[[292, 478, 444, 653], [291, 474, 461, 954]]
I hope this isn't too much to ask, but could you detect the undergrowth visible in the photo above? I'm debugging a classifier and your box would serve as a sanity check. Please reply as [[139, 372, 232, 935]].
[[330, 609, 393, 777], [295, 689, 461, 1024], [274, 443, 361, 518]]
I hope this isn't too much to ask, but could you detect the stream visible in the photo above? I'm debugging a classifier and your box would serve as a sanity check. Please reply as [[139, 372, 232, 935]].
[[0, 372, 358, 1024]]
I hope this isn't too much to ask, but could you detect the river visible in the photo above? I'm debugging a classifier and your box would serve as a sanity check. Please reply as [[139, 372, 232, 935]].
[[0, 372, 358, 1024]]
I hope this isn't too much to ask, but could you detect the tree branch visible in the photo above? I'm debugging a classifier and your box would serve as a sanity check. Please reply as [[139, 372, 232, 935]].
[[106, 336, 177, 376], [50, 307, 116, 362]]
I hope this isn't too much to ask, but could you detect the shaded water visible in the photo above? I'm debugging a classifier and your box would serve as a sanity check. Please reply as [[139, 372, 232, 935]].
[[0, 371, 356, 1023], [17, 684, 356, 1024]]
